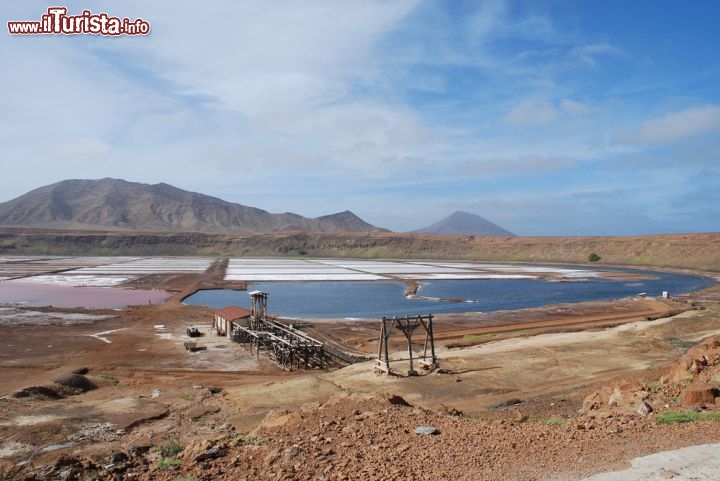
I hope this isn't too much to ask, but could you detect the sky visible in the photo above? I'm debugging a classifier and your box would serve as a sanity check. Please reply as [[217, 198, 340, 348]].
[[1, 1, 719, 235]]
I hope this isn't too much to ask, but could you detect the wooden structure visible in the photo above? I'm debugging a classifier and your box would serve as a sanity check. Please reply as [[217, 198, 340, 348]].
[[230, 291, 325, 371], [375, 314, 437, 376], [249, 290, 267, 327], [213, 306, 251, 337]]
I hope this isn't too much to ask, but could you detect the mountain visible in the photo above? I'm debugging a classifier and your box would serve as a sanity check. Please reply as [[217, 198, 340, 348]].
[[413, 211, 515, 236], [0, 178, 387, 234], [283, 211, 381, 233]]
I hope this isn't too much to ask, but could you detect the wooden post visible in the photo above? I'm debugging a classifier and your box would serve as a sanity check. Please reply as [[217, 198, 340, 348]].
[[405, 320, 415, 375], [428, 314, 436, 364], [383, 318, 391, 372], [378, 318, 385, 361]]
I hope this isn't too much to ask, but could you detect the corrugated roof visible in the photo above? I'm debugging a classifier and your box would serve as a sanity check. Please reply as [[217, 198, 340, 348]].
[[214, 306, 251, 321]]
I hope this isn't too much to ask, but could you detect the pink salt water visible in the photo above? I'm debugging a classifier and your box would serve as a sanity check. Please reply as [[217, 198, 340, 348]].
[[0, 281, 170, 308]]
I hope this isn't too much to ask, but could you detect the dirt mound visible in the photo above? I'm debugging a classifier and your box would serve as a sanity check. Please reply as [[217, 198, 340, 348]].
[[8, 373, 96, 400], [10, 385, 62, 400], [54, 373, 97, 393]]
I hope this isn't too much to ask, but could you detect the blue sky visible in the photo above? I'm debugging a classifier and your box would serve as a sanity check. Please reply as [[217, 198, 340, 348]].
[[1, 1, 719, 235]]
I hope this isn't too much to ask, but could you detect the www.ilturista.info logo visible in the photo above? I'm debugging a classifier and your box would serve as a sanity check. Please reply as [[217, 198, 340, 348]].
[[8, 7, 150, 36]]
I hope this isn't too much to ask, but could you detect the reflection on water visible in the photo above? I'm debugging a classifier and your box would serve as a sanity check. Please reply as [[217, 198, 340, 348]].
[[184, 268, 714, 319], [0, 281, 171, 308]]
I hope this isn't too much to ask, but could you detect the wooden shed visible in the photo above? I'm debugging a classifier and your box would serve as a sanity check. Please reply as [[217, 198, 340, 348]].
[[213, 306, 251, 337]]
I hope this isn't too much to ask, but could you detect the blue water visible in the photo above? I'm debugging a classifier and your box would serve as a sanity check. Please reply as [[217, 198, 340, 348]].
[[183, 268, 714, 319]]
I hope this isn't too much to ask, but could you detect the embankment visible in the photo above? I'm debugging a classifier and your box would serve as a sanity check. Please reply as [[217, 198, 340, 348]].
[[1, 229, 719, 272]]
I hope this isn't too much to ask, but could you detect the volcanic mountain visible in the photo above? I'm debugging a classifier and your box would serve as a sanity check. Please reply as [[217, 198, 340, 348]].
[[0, 178, 386, 233], [413, 211, 515, 236]]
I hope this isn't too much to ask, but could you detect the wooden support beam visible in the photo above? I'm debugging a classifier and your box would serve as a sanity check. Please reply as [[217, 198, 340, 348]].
[[375, 314, 437, 376]]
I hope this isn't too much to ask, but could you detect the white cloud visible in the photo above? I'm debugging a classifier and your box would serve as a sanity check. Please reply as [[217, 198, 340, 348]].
[[568, 43, 623, 68], [466, 0, 507, 41], [107, 0, 421, 115], [106, 0, 430, 181], [460, 155, 577, 176], [466, 0, 557, 44], [502, 99, 558, 126], [615, 105, 720, 146], [0, 1, 428, 198], [560, 99, 592, 115], [59, 138, 113, 158]]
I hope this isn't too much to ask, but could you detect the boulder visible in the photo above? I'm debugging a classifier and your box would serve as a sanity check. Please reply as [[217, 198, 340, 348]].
[[194, 447, 220, 462], [607, 388, 624, 407], [662, 358, 695, 384], [688, 358, 707, 375], [179, 440, 212, 462], [581, 391, 603, 412], [681, 384, 719, 406], [511, 410, 527, 423], [385, 394, 412, 407], [414, 426, 439, 435], [186, 405, 221, 420], [636, 401, 653, 415], [581, 383, 651, 414], [110, 452, 128, 464]]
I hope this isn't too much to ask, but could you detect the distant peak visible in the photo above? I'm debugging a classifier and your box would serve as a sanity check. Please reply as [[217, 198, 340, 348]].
[[413, 211, 515, 237], [449, 210, 475, 217]]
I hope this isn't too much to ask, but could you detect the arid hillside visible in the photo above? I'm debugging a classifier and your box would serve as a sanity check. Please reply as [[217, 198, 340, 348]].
[[0, 179, 385, 233], [1, 229, 719, 272]]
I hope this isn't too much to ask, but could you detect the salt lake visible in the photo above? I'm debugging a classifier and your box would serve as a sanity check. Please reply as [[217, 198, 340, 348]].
[[0, 256, 713, 314], [185, 265, 714, 319]]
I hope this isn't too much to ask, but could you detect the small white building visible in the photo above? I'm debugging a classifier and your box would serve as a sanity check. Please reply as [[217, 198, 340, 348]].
[[212, 306, 251, 337]]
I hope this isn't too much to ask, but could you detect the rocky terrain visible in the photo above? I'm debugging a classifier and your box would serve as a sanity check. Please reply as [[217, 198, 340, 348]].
[[2, 330, 720, 481]]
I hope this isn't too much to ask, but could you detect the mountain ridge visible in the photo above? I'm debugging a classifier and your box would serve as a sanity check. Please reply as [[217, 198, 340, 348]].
[[0, 178, 386, 234]]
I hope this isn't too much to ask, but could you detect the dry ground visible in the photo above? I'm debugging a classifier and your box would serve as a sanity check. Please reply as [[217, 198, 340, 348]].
[[1, 262, 720, 480]]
